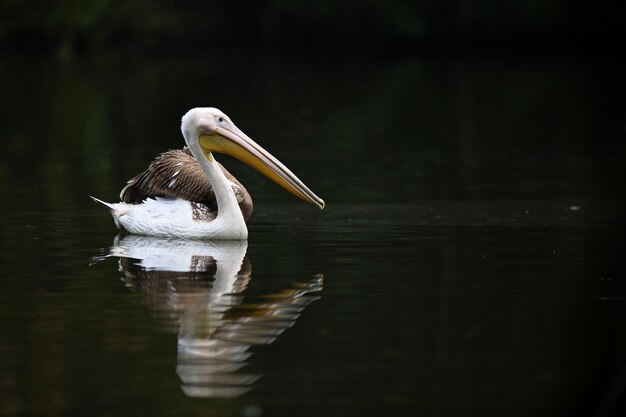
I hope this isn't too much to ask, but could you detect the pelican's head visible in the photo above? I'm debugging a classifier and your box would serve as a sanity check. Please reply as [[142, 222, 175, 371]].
[[181, 107, 325, 209]]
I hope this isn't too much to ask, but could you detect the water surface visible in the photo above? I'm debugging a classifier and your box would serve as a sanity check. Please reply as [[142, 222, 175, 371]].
[[0, 55, 624, 416]]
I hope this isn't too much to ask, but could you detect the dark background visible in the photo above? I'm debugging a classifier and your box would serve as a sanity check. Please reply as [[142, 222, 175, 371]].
[[1, 0, 625, 59], [1, 2, 625, 417]]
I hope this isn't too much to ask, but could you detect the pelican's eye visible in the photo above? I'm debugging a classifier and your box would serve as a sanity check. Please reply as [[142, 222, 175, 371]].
[[218, 117, 225, 123]]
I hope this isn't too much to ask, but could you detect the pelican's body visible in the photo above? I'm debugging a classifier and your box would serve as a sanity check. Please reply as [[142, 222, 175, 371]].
[[92, 107, 324, 239], [93, 194, 249, 240]]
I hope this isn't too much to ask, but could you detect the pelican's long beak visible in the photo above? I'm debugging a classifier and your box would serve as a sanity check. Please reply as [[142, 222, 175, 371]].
[[198, 126, 325, 209]]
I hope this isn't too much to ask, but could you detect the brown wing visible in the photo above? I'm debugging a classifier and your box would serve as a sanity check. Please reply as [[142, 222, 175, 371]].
[[120, 147, 253, 220]]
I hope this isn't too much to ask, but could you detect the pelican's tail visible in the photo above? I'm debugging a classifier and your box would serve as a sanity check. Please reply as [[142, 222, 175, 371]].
[[90, 196, 116, 210], [90, 196, 130, 232]]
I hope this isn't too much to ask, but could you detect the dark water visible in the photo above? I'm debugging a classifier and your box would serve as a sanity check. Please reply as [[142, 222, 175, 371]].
[[0, 55, 625, 416]]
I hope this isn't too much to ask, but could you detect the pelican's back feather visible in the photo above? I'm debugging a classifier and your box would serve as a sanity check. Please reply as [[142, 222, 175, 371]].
[[120, 148, 253, 220]]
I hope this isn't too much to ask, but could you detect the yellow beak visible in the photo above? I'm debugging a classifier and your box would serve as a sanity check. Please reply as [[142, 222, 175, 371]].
[[198, 126, 325, 209]]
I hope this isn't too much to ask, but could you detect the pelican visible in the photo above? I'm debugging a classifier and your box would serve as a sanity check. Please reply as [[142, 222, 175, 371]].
[[92, 107, 325, 239]]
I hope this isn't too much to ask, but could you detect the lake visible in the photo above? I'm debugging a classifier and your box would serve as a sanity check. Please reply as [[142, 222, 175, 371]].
[[0, 54, 624, 416]]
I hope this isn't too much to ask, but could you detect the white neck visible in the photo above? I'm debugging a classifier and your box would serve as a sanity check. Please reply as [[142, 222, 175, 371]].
[[184, 132, 242, 223]]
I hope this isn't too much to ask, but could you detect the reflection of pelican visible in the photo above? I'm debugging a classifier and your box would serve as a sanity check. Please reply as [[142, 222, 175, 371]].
[[98, 234, 322, 398], [92, 107, 324, 239]]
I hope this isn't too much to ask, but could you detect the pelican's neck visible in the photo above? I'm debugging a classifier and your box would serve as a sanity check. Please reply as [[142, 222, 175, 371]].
[[185, 134, 241, 221]]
